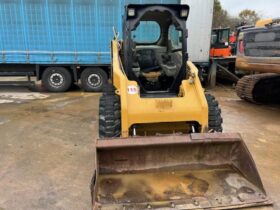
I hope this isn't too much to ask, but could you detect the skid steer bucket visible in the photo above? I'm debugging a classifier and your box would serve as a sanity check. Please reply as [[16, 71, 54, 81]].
[[91, 133, 271, 210]]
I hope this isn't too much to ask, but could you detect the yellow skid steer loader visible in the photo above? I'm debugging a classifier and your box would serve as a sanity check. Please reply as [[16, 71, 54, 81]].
[[91, 4, 271, 210]]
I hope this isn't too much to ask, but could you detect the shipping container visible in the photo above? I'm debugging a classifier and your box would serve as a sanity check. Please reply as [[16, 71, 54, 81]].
[[0, 0, 213, 92], [181, 0, 214, 65]]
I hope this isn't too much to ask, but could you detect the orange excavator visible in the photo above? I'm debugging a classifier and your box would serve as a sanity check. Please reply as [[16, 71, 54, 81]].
[[208, 28, 238, 88]]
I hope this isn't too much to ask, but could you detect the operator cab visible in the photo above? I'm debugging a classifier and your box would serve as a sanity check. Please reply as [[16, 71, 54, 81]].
[[121, 4, 189, 97], [211, 28, 230, 49]]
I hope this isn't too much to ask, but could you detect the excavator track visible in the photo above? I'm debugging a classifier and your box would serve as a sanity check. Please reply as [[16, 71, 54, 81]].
[[236, 73, 280, 104]]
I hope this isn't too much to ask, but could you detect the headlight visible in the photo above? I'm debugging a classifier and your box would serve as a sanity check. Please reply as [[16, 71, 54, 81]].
[[181, 9, 189, 18], [128, 8, 135, 17]]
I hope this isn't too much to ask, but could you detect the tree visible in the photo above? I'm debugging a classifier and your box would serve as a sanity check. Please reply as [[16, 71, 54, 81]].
[[212, 1, 261, 30], [212, 0, 238, 30], [212, 0, 229, 28], [227, 17, 241, 31], [239, 9, 260, 25]]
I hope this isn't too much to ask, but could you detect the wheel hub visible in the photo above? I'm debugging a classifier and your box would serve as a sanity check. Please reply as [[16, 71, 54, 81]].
[[88, 74, 101, 87], [50, 73, 64, 87]]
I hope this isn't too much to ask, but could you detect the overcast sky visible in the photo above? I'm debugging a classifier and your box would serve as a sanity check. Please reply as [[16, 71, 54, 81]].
[[220, 0, 280, 18]]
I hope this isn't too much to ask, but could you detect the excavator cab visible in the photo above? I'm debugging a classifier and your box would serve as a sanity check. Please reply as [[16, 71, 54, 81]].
[[210, 28, 232, 57], [92, 4, 271, 210]]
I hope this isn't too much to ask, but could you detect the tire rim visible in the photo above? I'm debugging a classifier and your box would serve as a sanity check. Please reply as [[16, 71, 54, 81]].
[[50, 73, 64, 87], [88, 74, 102, 88]]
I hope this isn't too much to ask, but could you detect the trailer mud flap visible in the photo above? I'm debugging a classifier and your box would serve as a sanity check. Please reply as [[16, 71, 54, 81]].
[[91, 133, 271, 210]]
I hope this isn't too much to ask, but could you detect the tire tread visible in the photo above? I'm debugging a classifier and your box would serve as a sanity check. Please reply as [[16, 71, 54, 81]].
[[206, 94, 223, 132]]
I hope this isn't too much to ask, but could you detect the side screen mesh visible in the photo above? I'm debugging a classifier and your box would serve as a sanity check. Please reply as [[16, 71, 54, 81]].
[[244, 27, 280, 57]]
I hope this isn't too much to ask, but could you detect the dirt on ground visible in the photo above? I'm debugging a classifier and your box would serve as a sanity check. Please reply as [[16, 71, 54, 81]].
[[0, 85, 279, 210]]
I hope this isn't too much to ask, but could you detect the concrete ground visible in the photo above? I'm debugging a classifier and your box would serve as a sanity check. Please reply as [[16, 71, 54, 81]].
[[0, 84, 279, 210]]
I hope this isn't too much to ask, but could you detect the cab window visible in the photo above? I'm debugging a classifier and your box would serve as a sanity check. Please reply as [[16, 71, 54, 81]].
[[132, 21, 160, 44], [168, 24, 182, 50]]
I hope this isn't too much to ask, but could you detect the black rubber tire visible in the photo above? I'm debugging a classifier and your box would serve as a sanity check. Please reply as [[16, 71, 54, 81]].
[[42, 67, 73, 92], [81, 68, 108, 92], [206, 94, 223, 132], [99, 86, 121, 139]]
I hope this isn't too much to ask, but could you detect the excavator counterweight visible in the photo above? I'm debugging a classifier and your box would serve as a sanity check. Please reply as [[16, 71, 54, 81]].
[[236, 18, 280, 104]]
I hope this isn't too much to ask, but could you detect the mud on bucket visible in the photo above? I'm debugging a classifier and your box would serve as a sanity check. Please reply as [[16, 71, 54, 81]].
[[91, 133, 271, 210]]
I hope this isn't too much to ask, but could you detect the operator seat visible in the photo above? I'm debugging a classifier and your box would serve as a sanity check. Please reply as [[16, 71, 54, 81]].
[[137, 49, 160, 73]]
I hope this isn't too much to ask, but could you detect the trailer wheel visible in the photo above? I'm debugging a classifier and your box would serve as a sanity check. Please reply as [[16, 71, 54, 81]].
[[81, 68, 108, 92], [206, 94, 223, 132], [42, 67, 72, 92], [99, 85, 121, 139]]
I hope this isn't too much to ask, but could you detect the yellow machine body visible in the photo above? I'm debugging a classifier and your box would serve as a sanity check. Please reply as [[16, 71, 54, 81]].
[[111, 41, 208, 137], [255, 18, 274, 27], [255, 18, 280, 27], [94, 5, 271, 210]]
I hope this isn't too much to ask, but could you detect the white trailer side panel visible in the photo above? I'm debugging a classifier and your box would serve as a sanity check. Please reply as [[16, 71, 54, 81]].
[[181, 0, 214, 64]]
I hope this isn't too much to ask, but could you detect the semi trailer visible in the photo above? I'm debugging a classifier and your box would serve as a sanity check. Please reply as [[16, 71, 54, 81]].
[[0, 0, 213, 92]]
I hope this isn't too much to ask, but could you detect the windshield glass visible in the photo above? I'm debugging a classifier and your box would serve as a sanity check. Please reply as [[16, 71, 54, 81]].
[[211, 32, 218, 45], [168, 24, 182, 50], [219, 30, 229, 44], [132, 21, 160, 43]]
